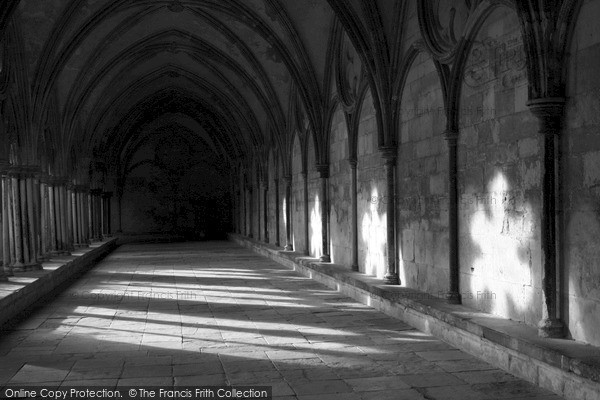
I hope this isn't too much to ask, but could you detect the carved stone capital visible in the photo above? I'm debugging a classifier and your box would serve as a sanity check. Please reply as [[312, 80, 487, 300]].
[[380, 146, 397, 166], [444, 129, 459, 143], [316, 163, 329, 178], [527, 97, 565, 135]]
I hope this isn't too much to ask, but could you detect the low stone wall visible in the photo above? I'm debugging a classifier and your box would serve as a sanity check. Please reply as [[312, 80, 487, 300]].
[[0, 239, 118, 330], [230, 233, 600, 400]]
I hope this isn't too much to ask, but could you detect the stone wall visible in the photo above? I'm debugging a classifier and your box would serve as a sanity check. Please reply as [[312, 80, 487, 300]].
[[457, 7, 541, 325], [329, 107, 352, 266], [242, 0, 600, 348], [563, 0, 600, 347], [307, 135, 321, 258], [397, 52, 448, 294], [357, 91, 386, 278], [291, 135, 306, 253]]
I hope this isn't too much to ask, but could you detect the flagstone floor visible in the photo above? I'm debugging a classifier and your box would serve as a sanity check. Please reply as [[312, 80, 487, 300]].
[[0, 242, 563, 400]]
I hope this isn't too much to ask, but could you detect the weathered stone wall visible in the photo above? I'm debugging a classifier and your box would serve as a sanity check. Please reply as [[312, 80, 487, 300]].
[[397, 52, 448, 295], [329, 107, 352, 266], [307, 135, 321, 258], [291, 135, 306, 253], [563, 0, 600, 347], [457, 7, 541, 325], [357, 91, 386, 278]]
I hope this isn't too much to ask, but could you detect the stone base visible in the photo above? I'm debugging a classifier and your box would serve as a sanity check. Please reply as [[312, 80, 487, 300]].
[[538, 318, 565, 338], [320, 254, 331, 263], [383, 273, 399, 285], [445, 291, 462, 304]]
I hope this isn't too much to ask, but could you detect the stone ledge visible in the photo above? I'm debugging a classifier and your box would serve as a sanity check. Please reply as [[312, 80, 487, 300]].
[[230, 233, 600, 400], [0, 239, 118, 330]]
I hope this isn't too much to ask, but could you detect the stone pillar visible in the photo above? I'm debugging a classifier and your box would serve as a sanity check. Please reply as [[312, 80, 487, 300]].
[[528, 97, 566, 338], [48, 180, 58, 254], [302, 171, 309, 255], [33, 173, 44, 261], [283, 175, 293, 251], [7, 171, 17, 269], [7, 168, 42, 271], [39, 177, 51, 258], [90, 189, 102, 241], [69, 185, 79, 247], [274, 178, 280, 247], [82, 189, 90, 244], [316, 164, 330, 262], [0, 166, 10, 279], [101, 191, 112, 237], [24, 171, 40, 267], [248, 186, 253, 238], [444, 129, 461, 303], [262, 181, 268, 243], [65, 184, 72, 251], [381, 148, 399, 285], [350, 159, 359, 271]]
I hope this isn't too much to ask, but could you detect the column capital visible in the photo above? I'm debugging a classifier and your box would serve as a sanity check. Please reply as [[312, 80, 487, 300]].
[[527, 97, 566, 135], [348, 158, 358, 168], [316, 163, 329, 178], [380, 147, 397, 167], [444, 129, 459, 143], [101, 191, 113, 199], [90, 188, 103, 196]]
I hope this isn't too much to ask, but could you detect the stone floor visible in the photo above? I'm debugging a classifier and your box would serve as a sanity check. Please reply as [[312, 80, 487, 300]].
[[0, 242, 563, 399]]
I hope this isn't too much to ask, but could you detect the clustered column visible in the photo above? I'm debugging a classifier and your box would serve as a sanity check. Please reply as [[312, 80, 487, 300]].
[[381, 148, 399, 285], [89, 189, 103, 241], [283, 175, 293, 251], [1, 167, 42, 272], [101, 191, 112, 237], [528, 97, 566, 338], [262, 181, 268, 243], [316, 164, 330, 262]]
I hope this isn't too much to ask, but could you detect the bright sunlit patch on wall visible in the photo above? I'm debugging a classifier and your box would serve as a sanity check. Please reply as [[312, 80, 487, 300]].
[[361, 187, 386, 278], [310, 194, 322, 257], [469, 171, 533, 319]]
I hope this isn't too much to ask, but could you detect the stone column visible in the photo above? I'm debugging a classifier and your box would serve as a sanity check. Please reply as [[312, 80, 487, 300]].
[[33, 173, 44, 261], [10, 169, 25, 271], [90, 189, 102, 241], [116, 192, 122, 233], [302, 171, 309, 255], [248, 185, 254, 238], [63, 183, 74, 252], [444, 129, 461, 303], [70, 185, 79, 247], [528, 97, 566, 338], [316, 164, 330, 262], [24, 170, 40, 267], [87, 190, 94, 240], [0, 166, 10, 279], [350, 159, 359, 271], [381, 148, 399, 284], [274, 178, 280, 247], [7, 171, 17, 269], [283, 175, 293, 251], [39, 177, 50, 258], [48, 180, 58, 254], [102, 192, 112, 236], [82, 189, 90, 244], [262, 181, 268, 243]]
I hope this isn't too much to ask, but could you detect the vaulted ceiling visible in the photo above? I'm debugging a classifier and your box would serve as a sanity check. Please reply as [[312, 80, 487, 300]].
[[0, 0, 581, 182]]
